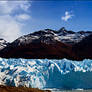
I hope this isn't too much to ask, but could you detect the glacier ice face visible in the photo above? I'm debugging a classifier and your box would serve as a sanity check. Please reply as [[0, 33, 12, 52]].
[[0, 58, 92, 89]]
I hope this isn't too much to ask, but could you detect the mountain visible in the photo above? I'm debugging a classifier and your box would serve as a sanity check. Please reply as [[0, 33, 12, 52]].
[[0, 27, 92, 60], [29, 27, 91, 44], [0, 32, 74, 59], [73, 34, 92, 60], [0, 39, 9, 50], [56, 27, 92, 44]]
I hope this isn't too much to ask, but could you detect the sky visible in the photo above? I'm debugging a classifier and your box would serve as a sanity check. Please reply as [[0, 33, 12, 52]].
[[0, 0, 92, 42]]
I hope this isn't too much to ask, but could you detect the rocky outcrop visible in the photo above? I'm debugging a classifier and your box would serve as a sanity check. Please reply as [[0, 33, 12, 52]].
[[0, 39, 9, 50]]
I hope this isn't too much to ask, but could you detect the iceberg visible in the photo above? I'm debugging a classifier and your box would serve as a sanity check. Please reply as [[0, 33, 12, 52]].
[[0, 58, 92, 89]]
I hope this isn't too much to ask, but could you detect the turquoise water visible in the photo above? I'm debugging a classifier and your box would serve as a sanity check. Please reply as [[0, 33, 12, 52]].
[[51, 90, 92, 92]]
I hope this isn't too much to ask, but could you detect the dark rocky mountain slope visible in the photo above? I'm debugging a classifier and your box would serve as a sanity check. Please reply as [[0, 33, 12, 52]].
[[0, 27, 92, 60], [72, 34, 92, 60]]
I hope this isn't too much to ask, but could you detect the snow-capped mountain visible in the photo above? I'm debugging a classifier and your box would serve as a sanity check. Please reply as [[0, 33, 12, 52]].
[[11, 27, 92, 45], [0, 39, 9, 50], [12, 30, 60, 46], [0, 27, 92, 60], [52, 27, 92, 44]]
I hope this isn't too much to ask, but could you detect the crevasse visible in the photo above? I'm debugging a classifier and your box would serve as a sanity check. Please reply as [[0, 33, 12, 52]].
[[0, 58, 92, 89]]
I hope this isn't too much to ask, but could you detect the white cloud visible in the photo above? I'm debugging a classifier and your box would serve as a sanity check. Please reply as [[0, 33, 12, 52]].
[[15, 14, 30, 21], [0, 1, 31, 42], [0, 1, 31, 15], [61, 11, 73, 21], [0, 15, 22, 42]]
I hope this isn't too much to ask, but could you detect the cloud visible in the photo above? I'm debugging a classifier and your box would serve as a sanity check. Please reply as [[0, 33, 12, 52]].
[[0, 1, 31, 15], [15, 14, 31, 21], [0, 15, 22, 42], [61, 11, 73, 21], [0, 1, 31, 42]]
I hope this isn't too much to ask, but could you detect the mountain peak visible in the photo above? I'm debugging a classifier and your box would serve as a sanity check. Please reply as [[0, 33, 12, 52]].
[[58, 27, 67, 32]]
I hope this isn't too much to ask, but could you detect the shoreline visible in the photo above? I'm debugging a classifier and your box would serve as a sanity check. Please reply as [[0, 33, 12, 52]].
[[0, 85, 51, 92]]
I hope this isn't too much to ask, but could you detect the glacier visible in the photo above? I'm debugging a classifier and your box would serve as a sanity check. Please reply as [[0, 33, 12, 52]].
[[0, 58, 92, 89]]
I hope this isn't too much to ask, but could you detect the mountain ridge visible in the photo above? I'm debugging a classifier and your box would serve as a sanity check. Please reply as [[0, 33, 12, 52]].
[[0, 27, 92, 60]]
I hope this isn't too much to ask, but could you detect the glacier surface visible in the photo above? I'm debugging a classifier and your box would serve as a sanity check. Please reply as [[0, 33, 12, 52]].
[[0, 58, 92, 89]]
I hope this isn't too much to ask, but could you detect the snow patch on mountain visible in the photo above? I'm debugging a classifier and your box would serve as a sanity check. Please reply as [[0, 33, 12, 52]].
[[0, 39, 9, 50], [12, 28, 92, 45]]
